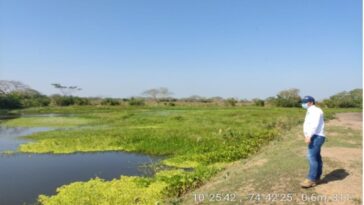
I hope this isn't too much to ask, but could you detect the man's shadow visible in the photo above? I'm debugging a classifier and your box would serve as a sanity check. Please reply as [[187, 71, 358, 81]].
[[318, 169, 349, 185]]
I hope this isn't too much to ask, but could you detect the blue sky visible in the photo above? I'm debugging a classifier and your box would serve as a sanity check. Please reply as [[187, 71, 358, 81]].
[[0, 0, 362, 99]]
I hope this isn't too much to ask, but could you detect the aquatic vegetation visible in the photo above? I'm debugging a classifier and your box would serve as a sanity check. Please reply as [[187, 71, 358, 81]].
[[38, 176, 167, 205], [38, 165, 221, 205], [3, 116, 92, 127], [3, 106, 354, 204]]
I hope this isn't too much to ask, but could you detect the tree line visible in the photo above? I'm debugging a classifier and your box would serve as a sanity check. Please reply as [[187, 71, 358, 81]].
[[0, 80, 362, 109]]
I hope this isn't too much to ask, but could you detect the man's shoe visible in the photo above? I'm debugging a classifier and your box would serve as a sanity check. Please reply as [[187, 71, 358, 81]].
[[300, 179, 316, 188]]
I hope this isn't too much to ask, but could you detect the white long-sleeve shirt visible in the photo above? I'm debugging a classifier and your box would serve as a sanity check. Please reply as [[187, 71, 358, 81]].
[[303, 105, 325, 138]]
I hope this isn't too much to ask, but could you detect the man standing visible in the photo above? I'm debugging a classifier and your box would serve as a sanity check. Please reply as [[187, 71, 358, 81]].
[[300, 96, 325, 188]]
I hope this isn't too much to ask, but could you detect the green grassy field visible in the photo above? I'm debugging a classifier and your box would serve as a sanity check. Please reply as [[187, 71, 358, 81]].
[[1, 106, 359, 204]]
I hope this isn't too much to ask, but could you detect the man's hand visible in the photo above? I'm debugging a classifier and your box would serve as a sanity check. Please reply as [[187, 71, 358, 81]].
[[304, 136, 311, 144]]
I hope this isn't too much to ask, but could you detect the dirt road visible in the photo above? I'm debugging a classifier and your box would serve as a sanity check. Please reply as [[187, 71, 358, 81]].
[[314, 113, 362, 205]]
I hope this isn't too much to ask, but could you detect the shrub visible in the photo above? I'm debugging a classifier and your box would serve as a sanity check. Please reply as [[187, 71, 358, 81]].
[[0, 94, 22, 109], [1, 91, 51, 108], [323, 89, 362, 108], [252, 98, 265, 107], [275, 89, 301, 107], [128, 97, 145, 106], [73, 97, 90, 106], [225, 98, 237, 106], [51, 95, 74, 106], [265, 88, 301, 107], [164, 102, 176, 106], [50, 95, 90, 106], [101, 98, 120, 106]]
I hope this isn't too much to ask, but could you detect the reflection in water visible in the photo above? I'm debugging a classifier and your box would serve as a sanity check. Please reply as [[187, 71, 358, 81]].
[[0, 125, 162, 205], [0, 126, 51, 152], [0, 114, 21, 120]]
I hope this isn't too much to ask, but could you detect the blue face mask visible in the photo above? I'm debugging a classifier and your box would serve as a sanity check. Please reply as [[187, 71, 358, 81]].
[[301, 103, 308, 109]]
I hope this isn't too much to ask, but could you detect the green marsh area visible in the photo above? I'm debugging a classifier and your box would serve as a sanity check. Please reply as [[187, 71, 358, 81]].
[[2, 106, 353, 204]]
